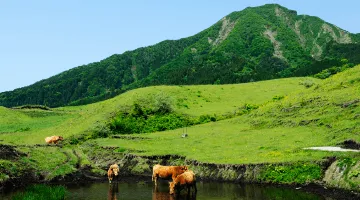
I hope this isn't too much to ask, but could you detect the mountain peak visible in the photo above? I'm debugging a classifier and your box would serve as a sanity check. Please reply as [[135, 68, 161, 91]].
[[1, 4, 359, 107]]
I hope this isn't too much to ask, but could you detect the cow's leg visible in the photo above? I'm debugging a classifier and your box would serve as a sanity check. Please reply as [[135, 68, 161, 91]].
[[108, 174, 113, 183], [154, 176, 158, 186]]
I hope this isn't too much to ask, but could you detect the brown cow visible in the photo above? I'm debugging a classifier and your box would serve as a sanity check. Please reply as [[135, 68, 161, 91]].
[[169, 170, 197, 195], [108, 164, 120, 183], [152, 164, 188, 186], [45, 136, 64, 144]]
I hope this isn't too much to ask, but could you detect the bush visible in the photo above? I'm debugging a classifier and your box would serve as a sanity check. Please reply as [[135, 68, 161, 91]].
[[110, 113, 194, 134], [259, 163, 322, 184], [235, 103, 259, 116], [272, 95, 285, 101], [314, 61, 354, 79], [65, 124, 112, 144], [198, 114, 217, 124], [109, 93, 197, 134], [153, 92, 174, 114], [130, 92, 174, 117], [299, 80, 315, 88]]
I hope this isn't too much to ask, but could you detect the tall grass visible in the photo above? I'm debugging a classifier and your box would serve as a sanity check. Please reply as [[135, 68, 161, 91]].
[[11, 184, 66, 200]]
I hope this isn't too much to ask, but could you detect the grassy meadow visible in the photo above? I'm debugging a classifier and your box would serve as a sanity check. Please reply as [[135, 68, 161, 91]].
[[0, 66, 360, 184], [0, 77, 316, 145], [95, 65, 360, 163]]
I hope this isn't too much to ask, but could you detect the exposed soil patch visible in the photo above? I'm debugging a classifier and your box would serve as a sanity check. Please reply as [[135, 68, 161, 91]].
[[209, 17, 236, 46], [339, 99, 360, 108], [11, 105, 51, 111], [263, 29, 286, 61], [294, 20, 306, 47], [111, 135, 151, 140], [338, 140, 360, 150], [0, 144, 25, 159], [16, 144, 63, 148]]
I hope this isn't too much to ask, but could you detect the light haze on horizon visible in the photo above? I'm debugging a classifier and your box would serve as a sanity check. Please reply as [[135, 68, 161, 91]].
[[1, 0, 359, 93]]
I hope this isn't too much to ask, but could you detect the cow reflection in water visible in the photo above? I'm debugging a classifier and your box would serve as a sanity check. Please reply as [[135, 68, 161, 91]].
[[153, 187, 196, 200], [108, 182, 119, 200]]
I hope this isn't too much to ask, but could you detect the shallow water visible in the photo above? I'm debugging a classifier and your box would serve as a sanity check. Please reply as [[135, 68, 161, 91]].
[[2, 179, 354, 200], [65, 180, 333, 200]]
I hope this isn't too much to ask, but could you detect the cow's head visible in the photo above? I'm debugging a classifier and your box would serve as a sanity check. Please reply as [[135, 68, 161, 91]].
[[111, 164, 120, 176], [58, 136, 64, 141], [181, 165, 188, 171], [113, 166, 119, 176]]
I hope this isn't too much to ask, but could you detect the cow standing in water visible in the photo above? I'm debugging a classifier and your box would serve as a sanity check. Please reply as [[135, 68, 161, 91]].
[[45, 136, 64, 144], [169, 170, 197, 195], [152, 164, 188, 186], [108, 164, 120, 183]]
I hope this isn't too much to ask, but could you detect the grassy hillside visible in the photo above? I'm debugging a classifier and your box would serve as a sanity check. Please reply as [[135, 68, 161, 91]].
[[2, 65, 359, 165], [0, 77, 315, 145], [1, 66, 360, 189], [1, 4, 360, 108], [94, 65, 360, 164]]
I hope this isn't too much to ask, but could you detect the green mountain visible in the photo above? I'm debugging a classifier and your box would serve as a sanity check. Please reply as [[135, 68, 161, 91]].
[[1, 4, 359, 108]]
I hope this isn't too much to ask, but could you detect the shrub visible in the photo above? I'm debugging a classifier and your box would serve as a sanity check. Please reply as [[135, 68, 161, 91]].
[[109, 93, 198, 134], [235, 103, 259, 116], [299, 80, 315, 88], [153, 92, 174, 114], [259, 163, 322, 184], [272, 95, 285, 101], [110, 113, 194, 134], [198, 114, 217, 124]]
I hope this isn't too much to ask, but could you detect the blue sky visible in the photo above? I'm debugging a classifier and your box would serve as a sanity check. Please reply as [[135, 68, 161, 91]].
[[0, 0, 359, 93]]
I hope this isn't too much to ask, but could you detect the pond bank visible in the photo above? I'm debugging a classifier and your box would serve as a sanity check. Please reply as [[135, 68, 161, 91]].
[[1, 145, 360, 199]]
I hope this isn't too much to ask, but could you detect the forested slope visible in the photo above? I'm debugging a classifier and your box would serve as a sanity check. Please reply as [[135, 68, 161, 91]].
[[1, 4, 359, 107]]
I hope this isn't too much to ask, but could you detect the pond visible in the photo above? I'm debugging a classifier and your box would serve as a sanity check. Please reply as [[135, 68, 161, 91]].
[[2, 179, 356, 200], [66, 180, 346, 200]]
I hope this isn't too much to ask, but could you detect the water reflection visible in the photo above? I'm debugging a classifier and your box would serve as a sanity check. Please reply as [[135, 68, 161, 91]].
[[108, 182, 119, 200], [41, 180, 349, 200], [152, 186, 196, 200], [152, 187, 175, 200]]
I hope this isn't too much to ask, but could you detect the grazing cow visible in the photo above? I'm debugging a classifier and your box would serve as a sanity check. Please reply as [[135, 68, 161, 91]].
[[152, 164, 188, 186], [169, 170, 197, 195], [108, 164, 120, 183], [45, 136, 64, 144]]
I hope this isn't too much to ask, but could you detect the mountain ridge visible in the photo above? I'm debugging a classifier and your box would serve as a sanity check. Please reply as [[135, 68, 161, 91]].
[[1, 3, 359, 107]]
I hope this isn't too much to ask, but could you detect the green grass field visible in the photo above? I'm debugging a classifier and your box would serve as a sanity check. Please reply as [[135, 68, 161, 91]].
[[94, 65, 360, 164], [0, 77, 317, 145], [1, 66, 359, 166]]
